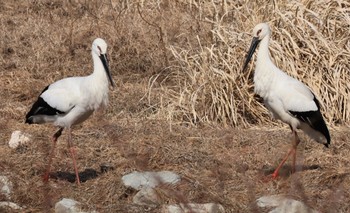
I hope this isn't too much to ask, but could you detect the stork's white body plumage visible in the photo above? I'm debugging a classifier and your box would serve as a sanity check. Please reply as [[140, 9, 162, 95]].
[[243, 23, 330, 178], [38, 74, 109, 126], [25, 38, 115, 185]]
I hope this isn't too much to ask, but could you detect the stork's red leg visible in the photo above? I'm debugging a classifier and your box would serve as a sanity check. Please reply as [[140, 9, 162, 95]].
[[291, 131, 300, 173], [271, 148, 293, 179], [271, 129, 300, 179], [67, 128, 81, 186], [43, 127, 64, 182]]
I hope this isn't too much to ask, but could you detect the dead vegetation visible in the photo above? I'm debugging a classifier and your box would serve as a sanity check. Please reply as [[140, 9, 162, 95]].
[[0, 0, 350, 212], [148, 0, 350, 127]]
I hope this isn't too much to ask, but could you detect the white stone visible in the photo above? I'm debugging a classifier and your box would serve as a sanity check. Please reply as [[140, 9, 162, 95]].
[[133, 187, 161, 206], [55, 198, 82, 213], [54, 198, 97, 213], [0, 176, 13, 199], [162, 203, 225, 213], [8, 130, 31, 149], [122, 171, 181, 190], [257, 194, 285, 207], [257, 195, 319, 213], [0, 201, 22, 210]]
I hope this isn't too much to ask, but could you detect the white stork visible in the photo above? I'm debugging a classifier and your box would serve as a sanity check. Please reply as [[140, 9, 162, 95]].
[[25, 38, 115, 185], [242, 23, 330, 178]]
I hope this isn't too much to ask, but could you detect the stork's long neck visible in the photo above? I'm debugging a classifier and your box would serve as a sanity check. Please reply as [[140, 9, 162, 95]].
[[254, 34, 276, 97], [256, 34, 274, 71], [86, 51, 110, 109], [91, 52, 108, 84]]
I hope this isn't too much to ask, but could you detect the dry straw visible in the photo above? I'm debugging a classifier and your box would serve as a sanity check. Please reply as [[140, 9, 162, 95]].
[[147, 0, 350, 128], [1, 0, 349, 128]]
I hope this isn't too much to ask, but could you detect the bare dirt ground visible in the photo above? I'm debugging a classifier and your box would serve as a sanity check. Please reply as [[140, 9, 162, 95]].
[[1, 1, 349, 212]]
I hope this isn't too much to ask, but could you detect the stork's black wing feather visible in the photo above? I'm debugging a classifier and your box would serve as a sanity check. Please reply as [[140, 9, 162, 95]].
[[289, 97, 330, 146], [25, 85, 64, 124]]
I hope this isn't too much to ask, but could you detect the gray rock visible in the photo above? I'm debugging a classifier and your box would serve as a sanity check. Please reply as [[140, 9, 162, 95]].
[[55, 198, 98, 213], [0, 201, 22, 210], [122, 171, 181, 190], [162, 203, 225, 213], [0, 176, 13, 199], [133, 187, 161, 206], [8, 130, 31, 149], [257, 195, 319, 213], [55, 198, 81, 213]]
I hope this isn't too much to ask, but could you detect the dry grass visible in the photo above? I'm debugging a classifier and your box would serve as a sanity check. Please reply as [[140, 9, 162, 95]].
[[1, 0, 349, 127], [148, 0, 350, 127], [0, 0, 350, 212]]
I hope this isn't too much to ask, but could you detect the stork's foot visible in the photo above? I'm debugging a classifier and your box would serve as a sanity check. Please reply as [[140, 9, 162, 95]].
[[270, 164, 297, 180], [260, 164, 292, 181], [271, 171, 279, 179], [43, 172, 50, 183], [260, 166, 280, 181], [260, 171, 280, 182]]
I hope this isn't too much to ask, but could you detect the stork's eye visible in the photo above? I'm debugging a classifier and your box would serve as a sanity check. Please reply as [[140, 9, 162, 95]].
[[257, 29, 262, 36]]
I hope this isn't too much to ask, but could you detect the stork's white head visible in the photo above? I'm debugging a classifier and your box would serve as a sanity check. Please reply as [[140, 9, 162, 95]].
[[242, 23, 271, 72], [252, 23, 271, 41], [91, 38, 115, 87], [92, 38, 108, 56]]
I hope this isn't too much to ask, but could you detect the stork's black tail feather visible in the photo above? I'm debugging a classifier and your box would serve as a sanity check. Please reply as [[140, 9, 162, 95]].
[[25, 85, 63, 124]]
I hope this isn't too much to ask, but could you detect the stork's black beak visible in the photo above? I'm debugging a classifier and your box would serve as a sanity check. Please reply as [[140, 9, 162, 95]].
[[242, 37, 261, 72], [99, 54, 115, 87]]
